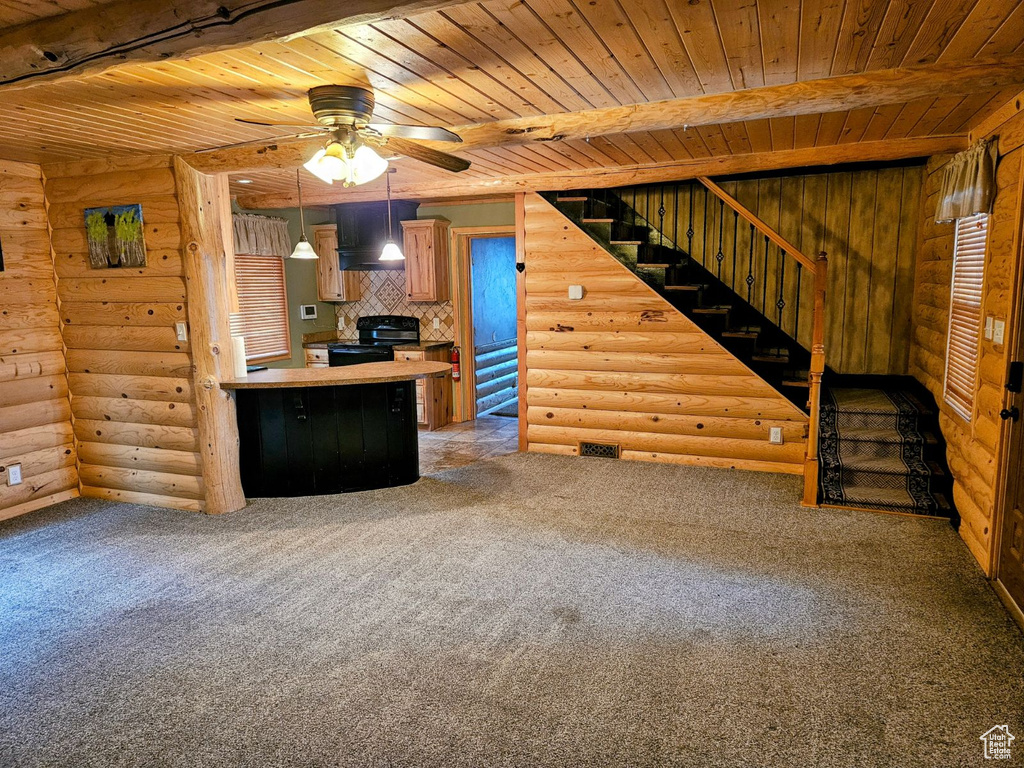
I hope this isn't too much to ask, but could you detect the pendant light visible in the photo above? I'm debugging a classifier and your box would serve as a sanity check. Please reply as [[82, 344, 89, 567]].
[[379, 168, 404, 262], [289, 169, 318, 260]]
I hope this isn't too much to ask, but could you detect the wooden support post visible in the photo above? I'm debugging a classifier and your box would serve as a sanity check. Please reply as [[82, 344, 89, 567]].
[[803, 251, 828, 507], [516, 192, 528, 453], [173, 156, 246, 515]]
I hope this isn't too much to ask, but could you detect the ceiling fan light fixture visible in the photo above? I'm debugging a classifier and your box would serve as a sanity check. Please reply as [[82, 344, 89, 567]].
[[347, 144, 389, 187]]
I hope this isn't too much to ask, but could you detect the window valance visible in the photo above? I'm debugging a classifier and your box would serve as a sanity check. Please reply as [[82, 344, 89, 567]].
[[934, 137, 999, 223], [232, 213, 291, 257]]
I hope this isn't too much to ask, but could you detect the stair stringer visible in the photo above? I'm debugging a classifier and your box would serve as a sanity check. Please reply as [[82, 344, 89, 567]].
[[523, 193, 809, 474]]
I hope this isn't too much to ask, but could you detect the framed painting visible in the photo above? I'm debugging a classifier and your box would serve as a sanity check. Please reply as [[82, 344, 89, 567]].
[[84, 204, 147, 268]]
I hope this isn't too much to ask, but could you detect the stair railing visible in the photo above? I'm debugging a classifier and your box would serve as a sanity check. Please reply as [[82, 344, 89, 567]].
[[696, 178, 827, 507]]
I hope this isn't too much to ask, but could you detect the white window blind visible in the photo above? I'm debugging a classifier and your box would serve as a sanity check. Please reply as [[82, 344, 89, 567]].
[[234, 253, 291, 363], [943, 213, 988, 420]]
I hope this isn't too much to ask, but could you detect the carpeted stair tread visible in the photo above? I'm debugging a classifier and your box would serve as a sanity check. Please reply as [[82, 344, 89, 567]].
[[818, 383, 955, 521], [826, 426, 940, 445], [820, 453, 943, 477]]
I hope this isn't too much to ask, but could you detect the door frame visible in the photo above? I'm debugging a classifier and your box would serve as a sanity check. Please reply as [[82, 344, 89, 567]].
[[449, 225, 517, 422], [991, 165, 1024, 628]]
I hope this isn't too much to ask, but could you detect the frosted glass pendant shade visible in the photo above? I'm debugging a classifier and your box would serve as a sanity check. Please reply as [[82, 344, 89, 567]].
[[290, 234, 318, 259], [302, 143, 388, 186], [349, 145, 389, 186], [379, 241, 405, 261]]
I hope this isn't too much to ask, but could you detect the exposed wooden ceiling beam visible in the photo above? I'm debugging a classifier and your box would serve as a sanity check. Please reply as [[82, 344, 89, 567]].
[[187, 56, 1024, 174], [229, 135, 966, 209], [969, 88, 1024, 143], [0, 0, 468, 90]]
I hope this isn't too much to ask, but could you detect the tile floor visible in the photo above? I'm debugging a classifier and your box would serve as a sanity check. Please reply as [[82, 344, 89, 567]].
[[419, 414, 519, 474]]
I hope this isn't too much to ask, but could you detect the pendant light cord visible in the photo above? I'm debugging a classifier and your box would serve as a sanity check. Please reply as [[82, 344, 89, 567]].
[[296, 169, 306, 234], [386, 170, 394, 240]]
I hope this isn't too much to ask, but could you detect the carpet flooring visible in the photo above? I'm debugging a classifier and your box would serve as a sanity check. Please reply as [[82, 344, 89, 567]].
[[1, 453, 1022, 767]]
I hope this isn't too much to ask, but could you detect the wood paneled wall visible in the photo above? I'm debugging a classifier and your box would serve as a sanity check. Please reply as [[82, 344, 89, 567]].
[[629, 165, 923, 374], [523, 193, 809, 473], [910, 112, 1024, 573], [0, 160, 78, 519], [44, 157, 205, 512]]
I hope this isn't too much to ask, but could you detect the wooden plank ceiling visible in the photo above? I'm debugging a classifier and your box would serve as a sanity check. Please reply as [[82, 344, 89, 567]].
[[0, 0, 120, 29], [0, 0, 1021, 207]]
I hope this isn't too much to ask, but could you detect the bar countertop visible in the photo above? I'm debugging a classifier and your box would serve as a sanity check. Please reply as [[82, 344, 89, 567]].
[[221, 361, 451, 390]]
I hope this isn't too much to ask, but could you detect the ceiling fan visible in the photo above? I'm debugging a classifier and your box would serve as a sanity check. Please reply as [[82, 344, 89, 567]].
[[197, 85, 470, 185]]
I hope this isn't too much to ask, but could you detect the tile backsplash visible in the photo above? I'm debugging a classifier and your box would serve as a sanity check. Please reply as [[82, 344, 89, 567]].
[[335, 270, 454, 342]]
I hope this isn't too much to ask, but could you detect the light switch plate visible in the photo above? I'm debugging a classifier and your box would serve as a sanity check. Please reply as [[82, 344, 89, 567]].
[[568, 284, 584, 300], [984, 315, 994, 340], [7, 463, 22, 486], [175, 321, 188, 342], [769, 427, 784, 445], [993, 318, 1005, 344]]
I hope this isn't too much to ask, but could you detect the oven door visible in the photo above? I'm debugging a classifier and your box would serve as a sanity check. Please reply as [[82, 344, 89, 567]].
[[327, 345, 394, 367]]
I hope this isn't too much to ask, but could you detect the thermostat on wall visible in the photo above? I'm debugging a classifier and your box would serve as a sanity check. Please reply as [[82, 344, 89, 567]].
[[299, 304, 318, 320]]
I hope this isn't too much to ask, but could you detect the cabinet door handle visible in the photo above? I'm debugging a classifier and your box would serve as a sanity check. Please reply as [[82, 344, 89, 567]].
[[1000, 406, 1020, 422], [294, 394, 307, 421]]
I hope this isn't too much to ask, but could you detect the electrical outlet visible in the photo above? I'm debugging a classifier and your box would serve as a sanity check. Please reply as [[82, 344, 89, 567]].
[[769, 427, 784, 445], [175, 321, 188, 342], [433, 317, 440, 330], [7, 463, 22, 486]]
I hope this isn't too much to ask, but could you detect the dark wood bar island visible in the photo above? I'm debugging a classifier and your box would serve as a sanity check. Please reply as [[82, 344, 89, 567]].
[[221, 363, 450, 497]]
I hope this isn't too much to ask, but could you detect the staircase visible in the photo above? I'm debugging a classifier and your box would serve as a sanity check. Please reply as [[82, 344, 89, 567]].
[[544, 184, 822, 412], [544, 180, 957, 523], [818, 377, 955, 520]]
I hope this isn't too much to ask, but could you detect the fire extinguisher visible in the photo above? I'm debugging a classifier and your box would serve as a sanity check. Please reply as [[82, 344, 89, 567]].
[[451, 346, 461, 381]]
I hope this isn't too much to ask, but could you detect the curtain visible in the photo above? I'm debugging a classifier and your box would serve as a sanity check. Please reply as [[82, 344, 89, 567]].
[[935, 137, 999, 223], [232, 213, 291, 257]]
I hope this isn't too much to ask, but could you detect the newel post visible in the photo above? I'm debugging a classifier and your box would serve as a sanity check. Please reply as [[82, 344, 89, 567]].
[[803, 250, 828, 507]]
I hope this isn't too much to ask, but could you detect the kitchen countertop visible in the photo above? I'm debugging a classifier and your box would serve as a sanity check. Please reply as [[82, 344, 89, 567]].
[[302, 340, 454, 351], [222, 361, 451, 390]]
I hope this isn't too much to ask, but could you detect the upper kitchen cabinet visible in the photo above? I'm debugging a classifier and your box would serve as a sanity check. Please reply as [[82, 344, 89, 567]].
[[312, 224, 362, 302], [334, 200, 419, 271], [402, 218, 451, 302]]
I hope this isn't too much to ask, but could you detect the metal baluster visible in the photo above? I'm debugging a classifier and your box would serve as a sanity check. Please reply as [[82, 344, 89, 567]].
[[777, 250, 787, 327], [731, 210, 738, 292], [795, 262, 803, 340], [673, 185, 680, 260], [658, 185, 665, 250], [746, 224, 755, 304], [702, 187, 709, 268], [762, 235, 769, 316], [716, 199, 725, 279], [686, 183, 694, 259]]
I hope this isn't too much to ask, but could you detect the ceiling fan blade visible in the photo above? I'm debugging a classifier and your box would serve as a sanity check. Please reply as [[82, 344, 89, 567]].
[[235, 118, 328, 131], [365, 124, 462, 143], [194, 133, 323, 154], [381, 136, 471, 173]]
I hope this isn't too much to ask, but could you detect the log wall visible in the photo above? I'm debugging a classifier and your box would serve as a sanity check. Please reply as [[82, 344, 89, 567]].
[[43, 157, 205, 512], [523, 193, 809, 473], [0, 160, 78, 519], [910, 111, 1024, 573], [629, 164, 923, 375]]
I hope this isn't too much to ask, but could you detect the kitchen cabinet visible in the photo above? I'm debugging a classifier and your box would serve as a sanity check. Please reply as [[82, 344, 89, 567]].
[[334, 201, 419, 270], [304, 347, 329, 368], [312, 225, 362, 301], [401, 218, 450, 302], [394, 345, 452, 429]]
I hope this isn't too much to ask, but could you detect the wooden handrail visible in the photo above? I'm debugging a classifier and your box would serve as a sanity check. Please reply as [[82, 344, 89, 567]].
[[803, 251, 828, 507], [697, 176, 817, 271], [696, 176, 827, 505]]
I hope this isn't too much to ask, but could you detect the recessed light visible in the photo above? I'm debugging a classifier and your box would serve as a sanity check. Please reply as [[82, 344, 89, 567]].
[[236, 179, 254, 184]]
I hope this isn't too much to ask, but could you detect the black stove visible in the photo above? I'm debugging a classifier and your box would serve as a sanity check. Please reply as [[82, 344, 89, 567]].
[[327, 315, 420, 367]]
